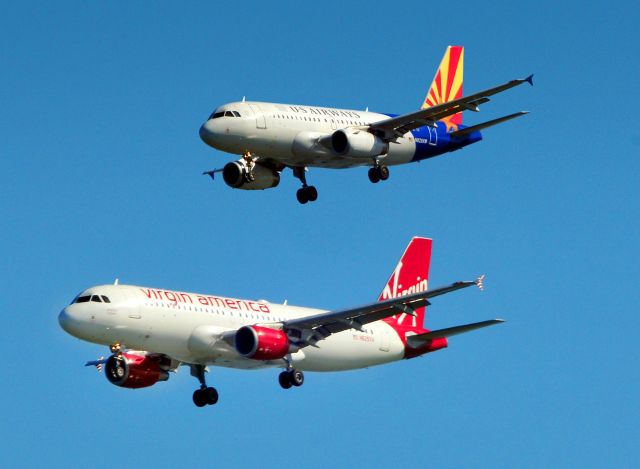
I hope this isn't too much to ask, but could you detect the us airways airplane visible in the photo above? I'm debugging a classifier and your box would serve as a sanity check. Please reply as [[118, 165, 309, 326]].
[[59, 237, 504, 407], [199, 45, 532, 204]]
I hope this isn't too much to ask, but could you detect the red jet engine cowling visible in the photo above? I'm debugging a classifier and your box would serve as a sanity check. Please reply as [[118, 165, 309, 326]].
[[235, 325, 290, 360], [104, 353, 170, 389]]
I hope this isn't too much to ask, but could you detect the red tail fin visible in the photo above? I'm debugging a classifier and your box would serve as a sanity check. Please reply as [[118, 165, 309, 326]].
[[379, 237, 432, 332]]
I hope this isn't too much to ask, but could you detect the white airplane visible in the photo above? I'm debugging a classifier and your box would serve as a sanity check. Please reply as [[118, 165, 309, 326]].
[[59, 237, 504, 407], [199, 45, 532, 204]]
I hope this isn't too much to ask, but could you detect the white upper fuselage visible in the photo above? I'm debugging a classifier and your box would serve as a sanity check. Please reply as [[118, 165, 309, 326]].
[[199, 101, 417, 169], [58, 284, 405, 372]]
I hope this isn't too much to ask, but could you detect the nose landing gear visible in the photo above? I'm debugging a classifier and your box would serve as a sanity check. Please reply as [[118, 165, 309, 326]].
[[241, 151, 256, 182]]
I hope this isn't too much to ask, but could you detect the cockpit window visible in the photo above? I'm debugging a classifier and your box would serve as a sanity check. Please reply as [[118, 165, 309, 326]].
[[209, 110, 241, 119], [101, 295, 110, 303], [90, 295, 102, 303], [75, 295, 90, 303]]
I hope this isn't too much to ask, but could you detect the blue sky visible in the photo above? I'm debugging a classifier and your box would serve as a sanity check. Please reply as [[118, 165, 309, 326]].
[[1, 1, 638, 467]]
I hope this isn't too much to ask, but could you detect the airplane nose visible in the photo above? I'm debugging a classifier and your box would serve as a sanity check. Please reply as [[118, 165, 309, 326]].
[[58, 307, 73, 333], [199, 120, 217, 147]]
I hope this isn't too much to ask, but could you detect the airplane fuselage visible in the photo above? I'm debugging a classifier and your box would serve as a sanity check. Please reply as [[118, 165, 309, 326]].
[[59, 284, 407, 372], [199, 101, 482, 169]]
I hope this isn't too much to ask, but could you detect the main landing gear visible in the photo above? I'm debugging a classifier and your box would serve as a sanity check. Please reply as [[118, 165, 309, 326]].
[[278, 356, 304, 389], [190, 364, 219, 408], [368, 164, 390, 183], [293, 166, 318, 204]]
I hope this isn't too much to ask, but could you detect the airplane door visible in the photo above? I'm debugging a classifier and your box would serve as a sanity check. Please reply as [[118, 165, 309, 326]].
[[248, 104, 266, 129], [428, 126, 438, 145], [379, 331, 390, 352], [121, 291, 151, 346]]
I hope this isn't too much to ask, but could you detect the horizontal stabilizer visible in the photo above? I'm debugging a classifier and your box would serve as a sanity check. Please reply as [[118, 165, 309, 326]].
[[85, 357, 107, 367], [450, 112, 528, 139], [406, 319, 504, 347], [449, 111, 529, 138]]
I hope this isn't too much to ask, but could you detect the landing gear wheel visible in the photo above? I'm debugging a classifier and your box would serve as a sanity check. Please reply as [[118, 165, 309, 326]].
[[296, 188, 309, 204], [203, 386, 219, 405], [292, 167, 318, 204], [193, 389, 207, 407], [289, 369, 304, 387], [296, 186, 318, 204], [279, 371, 293, 389], [368, 166, 389, 183], [193, 387, 218, 406], [190, 364, 218, 407], [306, 186, 318, 202]]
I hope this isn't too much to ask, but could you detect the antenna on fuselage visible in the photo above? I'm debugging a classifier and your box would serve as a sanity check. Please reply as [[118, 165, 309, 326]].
[[242, 96, 246, 102], [114, 278, 119, 285], [365, 106, 368, 112]]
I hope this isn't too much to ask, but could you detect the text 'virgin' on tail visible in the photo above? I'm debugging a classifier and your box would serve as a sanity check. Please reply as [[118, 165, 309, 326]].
[[379, 237, 432, 331]]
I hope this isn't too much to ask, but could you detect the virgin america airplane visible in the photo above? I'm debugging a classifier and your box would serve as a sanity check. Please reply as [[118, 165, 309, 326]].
[[199, 45, 532, 203], [59, 237, 504, 407]]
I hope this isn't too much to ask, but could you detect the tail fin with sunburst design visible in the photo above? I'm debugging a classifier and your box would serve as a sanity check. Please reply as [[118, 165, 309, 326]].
[[422, 46, 464, 132]]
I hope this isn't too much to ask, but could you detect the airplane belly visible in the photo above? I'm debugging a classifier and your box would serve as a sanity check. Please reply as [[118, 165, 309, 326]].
[[284, 130, 418, 169], [140, 308, 200, 359], [384, 133, 417, 166], [295, 327, 404, 372]]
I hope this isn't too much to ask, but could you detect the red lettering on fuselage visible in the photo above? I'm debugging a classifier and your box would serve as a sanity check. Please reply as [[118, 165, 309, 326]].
[[139, 288, 272, 313], [165, 291, 177, 303]]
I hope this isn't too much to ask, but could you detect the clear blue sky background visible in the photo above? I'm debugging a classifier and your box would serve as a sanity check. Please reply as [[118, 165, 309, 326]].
[[1, 1, 638, 467]]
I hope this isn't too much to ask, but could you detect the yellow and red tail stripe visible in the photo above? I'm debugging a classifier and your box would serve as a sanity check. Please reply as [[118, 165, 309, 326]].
[[422, 45, 464, 131]]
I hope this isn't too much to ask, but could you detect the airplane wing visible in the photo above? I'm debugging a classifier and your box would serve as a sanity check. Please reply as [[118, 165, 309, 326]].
[[368, 75, 533, 139], [405, 319, 504, 348], [449, 111, 529, 139], [282, 277, 483, 347]]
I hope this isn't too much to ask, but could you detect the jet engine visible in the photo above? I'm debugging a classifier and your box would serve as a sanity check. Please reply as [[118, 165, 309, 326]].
[[235, 325, 291, 360], [104, 353, 170, 389], [222, 160, 280, 190], [331, 129, 388, 158]]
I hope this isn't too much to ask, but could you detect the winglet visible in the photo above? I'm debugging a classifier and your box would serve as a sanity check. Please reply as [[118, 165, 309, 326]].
[[475, 274, 485, 291], [525, 74, 534, 86]]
